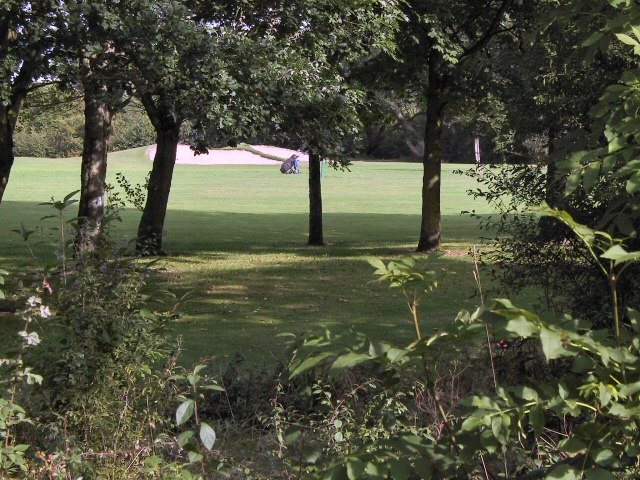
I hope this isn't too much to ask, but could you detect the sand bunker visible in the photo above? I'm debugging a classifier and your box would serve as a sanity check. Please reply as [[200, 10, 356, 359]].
[[146, 144, 309, 165]]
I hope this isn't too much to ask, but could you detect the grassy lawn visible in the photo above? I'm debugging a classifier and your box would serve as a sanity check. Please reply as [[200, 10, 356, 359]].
[[0, 148, 509, 366]]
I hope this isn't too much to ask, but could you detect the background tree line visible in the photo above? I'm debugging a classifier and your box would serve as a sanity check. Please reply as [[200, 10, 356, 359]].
[[13, 91, 502, 164]]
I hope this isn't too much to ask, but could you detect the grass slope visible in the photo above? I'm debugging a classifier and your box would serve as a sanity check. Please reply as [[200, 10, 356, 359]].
[[0, 148, 502, 366]]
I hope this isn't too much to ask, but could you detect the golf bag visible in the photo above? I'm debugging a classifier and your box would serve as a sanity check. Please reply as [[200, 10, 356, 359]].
[[280, 154, 299, 174]]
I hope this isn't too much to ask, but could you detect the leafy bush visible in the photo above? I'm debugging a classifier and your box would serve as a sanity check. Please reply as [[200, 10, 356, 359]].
[[282, 211, 640, 478], [13, 100, 84, 158], [111, 103, 156, 152], [14, 96, 155, 159], [0, 192, 224, 479], [459, 160, 640, 328]]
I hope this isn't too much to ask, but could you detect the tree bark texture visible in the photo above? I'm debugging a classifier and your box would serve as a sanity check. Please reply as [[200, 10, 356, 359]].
[[76, 81, 113, 253], [0, 45, 35, 204], [136, 125, 180, 254], [0, 108, 15, 204], [308, 150, 324, 246], [417, 62, 447, 252], [0, 84, 28, 204]]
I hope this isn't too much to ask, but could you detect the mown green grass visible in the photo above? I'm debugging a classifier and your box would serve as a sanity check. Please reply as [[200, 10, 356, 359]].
[[0, 148, 509, 366]]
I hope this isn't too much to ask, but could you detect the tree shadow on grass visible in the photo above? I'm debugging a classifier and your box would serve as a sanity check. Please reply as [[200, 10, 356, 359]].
[[0, 202, 500, 366], [160, 210, 492, 256], [0, 203, 493, 263], [162, 249, 484, 367]]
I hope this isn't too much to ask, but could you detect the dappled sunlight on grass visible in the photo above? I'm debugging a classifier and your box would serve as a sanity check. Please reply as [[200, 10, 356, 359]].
[[0, 156, 508, 366]]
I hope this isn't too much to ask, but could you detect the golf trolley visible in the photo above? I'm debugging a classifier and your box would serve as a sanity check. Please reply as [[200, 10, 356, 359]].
[[280, 154, 300, 174]]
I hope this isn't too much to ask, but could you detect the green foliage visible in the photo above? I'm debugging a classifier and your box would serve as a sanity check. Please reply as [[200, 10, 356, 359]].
[[0, 289, 44, 477], [142, 364, 224, 479], [14, 95, 156, 158], [283, 207, 640, 478], [556, 1, 640, 233], [13, 97, 84, 158], [111, 103, 156, 152], [107, 171, 149, 212], [0, 192, 236, 478]]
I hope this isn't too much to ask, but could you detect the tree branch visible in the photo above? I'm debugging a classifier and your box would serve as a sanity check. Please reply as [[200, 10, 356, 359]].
[[460, 0, 514, 61]]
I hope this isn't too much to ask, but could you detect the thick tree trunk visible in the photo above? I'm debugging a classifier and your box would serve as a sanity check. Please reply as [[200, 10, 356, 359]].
[[308, 150, 324, 246], [417, 65, 447, 252], [136, 125, 180, 254], [0, 52, 32, 204], [0, 108, 15, 204], [76, 82, 113, 253]]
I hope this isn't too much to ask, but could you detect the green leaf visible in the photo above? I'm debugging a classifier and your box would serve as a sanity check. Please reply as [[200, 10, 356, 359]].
[[513, 386, 539, 401], [366, 257, 387, 272], [387, 459, 411, 480], [386, 347, 409, 363], [144, 456, 162, 470], [193, 364, 207, 374], [591, 448, 614, 466], [626, 172, 640, 194], [628, 308, 640, 334], [460, 415, 486, 431], [565, 170, 582, 196], [63, 190, 80, 203], [558, 437, 588, 455], [506, 317, 538, 337], [600, 245, 628, 260], [176, 399, 195, 426], [491, 415, 504, 444], [199, 422, 216, 450], [547, 464, 580, 480], [177, 430, 195, 448], [303, 446, 320, 464], [329, 352, 371, 375], [598, 384, 612, 406], [365, 462, 387, 479], [289, 351, 334, 378], [284, 425, 301, 445], [187, 451, 203, 464], [528, 404, 544, 436], [201, 384, 225, 392], [608, 135, 628, 154], [139, 308, 155, 320], [582, 162, 601, 192], [346, 458, 365, 480], [582, 31, 604, 46], [540, 329, 574, 360], [616, 33, 639, 46], [585, 467, 616, 480], [601, 246, 640, 266]]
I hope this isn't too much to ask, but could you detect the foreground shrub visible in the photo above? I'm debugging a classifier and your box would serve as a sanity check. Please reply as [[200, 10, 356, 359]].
[[281, 209, 640, 479], [0, 193, 224, 479]]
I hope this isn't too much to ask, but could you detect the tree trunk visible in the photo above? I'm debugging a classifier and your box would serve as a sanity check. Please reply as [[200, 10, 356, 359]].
[[136, 125, 180, 254], [76, 81, 113, 253], [364, 124, 386, 156], [417, 63, 447, 252], [0, 108, 15, 204], [539, 127, 566, 240], [308, 150, 324, 246], [0, 52, 32, 204]]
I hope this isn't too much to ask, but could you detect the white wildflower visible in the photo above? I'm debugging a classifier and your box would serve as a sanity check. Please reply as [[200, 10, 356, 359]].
[[19, 331, 41, 346], [27, 296, 41, 307]]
